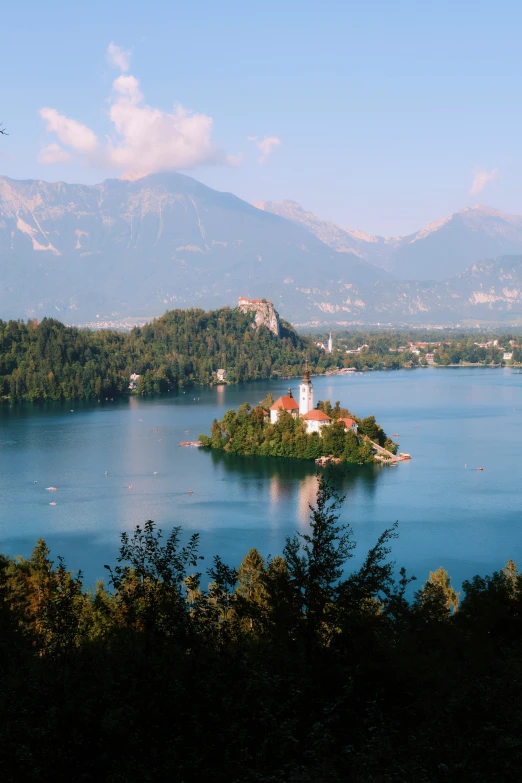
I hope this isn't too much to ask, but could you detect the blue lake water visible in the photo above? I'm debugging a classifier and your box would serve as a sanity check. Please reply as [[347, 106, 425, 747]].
[[1, 367, 521, 591]]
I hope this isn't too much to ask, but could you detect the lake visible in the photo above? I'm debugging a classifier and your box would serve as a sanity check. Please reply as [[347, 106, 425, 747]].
[[1, 367, 522, 592]]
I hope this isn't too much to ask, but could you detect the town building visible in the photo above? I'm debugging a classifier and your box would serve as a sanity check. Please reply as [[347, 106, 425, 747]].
[[346, 344, 369, 355], [129, 373, 140, 390], [270, 391, 299, 423], [338, 417, 358, 432], [425, 353, 435, 364], [301, 408, 332, 434]]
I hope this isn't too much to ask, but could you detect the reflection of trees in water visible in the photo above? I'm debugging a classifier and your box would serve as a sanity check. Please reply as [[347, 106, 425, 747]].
[[208, 449, 382, 523], [210, 449, 316, 481]]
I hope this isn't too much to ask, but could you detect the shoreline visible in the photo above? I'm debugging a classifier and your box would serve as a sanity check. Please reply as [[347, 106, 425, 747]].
[[1, 363, 518, 406]]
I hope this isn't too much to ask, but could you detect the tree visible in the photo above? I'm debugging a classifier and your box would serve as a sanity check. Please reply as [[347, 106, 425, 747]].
[[414, 566, 459, 620], [283, 474, 355, 640], [105, 520, 202, 641], [322, 420, 348, 457], [38, 557, 85, 663], [234, 548, 267, 631]]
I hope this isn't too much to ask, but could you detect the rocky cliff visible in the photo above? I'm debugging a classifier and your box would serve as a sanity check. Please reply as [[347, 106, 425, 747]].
[[237, 298, 280, 336]]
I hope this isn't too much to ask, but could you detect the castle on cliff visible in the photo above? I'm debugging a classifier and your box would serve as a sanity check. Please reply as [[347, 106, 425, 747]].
[[237, 297, 280, 336], [270, 364, 358, 436]]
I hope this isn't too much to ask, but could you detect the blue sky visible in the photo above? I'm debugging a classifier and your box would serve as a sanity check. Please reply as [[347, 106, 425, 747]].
[[1, 0, 520, 235]]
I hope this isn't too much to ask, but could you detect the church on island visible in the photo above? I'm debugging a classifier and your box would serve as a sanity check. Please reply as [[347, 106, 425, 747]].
[[270, 365, 358, 436]]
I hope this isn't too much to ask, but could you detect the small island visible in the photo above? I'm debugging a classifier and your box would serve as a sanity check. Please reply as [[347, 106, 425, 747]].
[[200, 364, 405, 463]]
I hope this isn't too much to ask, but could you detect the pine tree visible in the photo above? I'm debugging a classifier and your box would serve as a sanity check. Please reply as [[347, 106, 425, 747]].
[[414, 566, 459, 620], [284, 474, 354, 640], [235, 548, 267, 631]]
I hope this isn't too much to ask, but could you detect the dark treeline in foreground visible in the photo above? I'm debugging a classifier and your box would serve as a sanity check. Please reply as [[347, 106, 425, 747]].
[[0, 309, 334, 402], [1, 477, 522, 781]]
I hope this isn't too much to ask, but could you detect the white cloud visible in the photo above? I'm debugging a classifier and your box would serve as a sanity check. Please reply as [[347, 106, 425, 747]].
[[470, 168, 499, 195], [40, 108, 98, 153], [248, 135, 281, 164], [107, 42, 131, 73], [39, 53, 235, 177], [106, 76, 227, 176], [38, 143, 71, 164]]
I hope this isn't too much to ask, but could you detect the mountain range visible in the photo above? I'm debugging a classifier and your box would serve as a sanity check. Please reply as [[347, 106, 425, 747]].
[[2, 172, 522, 325], [255, 200, 522, 281], [0, 173, 381, 324]]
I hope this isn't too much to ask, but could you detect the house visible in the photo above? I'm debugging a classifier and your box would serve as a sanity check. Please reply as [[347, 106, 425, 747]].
[[338, 417, 358, 433], [475, 340, 499, 348], [216, 369, 227, 382], [425, 353, 435, 364], [346, 344, 369, 355], [301, 408, 332, 434], [270, 391, 300, 423], [503, 352, 513, 361], [129, 373, 140, 390]]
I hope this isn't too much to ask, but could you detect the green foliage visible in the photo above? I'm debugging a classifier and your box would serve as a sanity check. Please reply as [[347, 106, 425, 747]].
[[2, 484, 522, 779], [283, 475, 354, 638], [200, 398, 397, 462], [0, 309, 335, 402], [414, 565, 460, 620], [312, 328, 517, 370]]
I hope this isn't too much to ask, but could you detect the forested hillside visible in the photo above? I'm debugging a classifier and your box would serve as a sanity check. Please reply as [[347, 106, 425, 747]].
[[1, 476, 521, 781], [0, 308, 332, 402]]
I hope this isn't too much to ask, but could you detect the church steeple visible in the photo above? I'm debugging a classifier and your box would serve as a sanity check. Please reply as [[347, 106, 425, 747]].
[[299, 360, 314, 416]]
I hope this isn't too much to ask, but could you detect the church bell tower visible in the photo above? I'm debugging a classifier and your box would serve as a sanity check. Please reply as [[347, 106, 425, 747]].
[[299, 361, 314, 416]]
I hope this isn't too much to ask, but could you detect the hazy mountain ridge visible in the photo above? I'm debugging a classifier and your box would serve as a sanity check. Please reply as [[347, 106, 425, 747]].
[[312, 256, 522, 325], [254, 199, 401, 267], [0, 173, 384, 323], [3, 173, 522, 326], [256, 200, 522, 283]]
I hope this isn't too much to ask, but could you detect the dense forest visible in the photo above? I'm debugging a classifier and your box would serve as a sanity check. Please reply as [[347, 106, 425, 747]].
[[1, 475, 522, 781], [0, 309, 334, 402], [3, 314, 522, 404], [200, 397, 398, 461]]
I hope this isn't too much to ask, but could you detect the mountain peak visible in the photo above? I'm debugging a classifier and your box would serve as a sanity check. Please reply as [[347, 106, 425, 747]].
[[0, 173, 382, 325], [254, 198, 392, 262]]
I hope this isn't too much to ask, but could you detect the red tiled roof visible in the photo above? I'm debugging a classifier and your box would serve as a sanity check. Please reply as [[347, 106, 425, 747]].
[[239, 297, 273, 305], [301, 409, 331, 421], [339, 417, 357, 428], [270, 395, 299, 411]]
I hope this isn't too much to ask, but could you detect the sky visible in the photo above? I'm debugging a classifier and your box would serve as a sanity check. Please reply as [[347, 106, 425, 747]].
[[1, 0, 521, 236]]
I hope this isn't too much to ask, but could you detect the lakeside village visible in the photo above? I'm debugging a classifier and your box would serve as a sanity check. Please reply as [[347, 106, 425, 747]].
[[198, 363, 411, 465]]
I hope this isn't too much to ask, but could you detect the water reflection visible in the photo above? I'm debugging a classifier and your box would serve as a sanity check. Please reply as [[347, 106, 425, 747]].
[[208, 449, 383, 527], [3, 368, 522, 592]]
